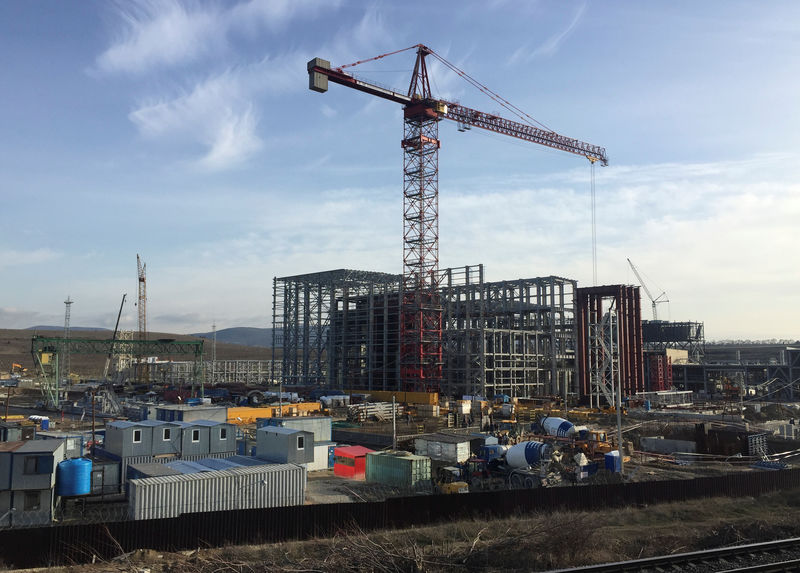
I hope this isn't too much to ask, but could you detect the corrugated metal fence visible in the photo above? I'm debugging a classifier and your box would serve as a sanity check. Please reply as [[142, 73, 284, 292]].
[[2, 469, 799, 568]]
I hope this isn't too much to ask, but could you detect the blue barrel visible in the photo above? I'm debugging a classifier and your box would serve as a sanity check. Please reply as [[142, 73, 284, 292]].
[[40, 418, 50, 431], [56, 458, 93, 496]]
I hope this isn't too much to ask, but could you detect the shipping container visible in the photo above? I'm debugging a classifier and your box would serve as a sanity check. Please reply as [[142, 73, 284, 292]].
[[365, 451, 430, 488], [128, 463, 306, 520], [414, 434, 472, 464]]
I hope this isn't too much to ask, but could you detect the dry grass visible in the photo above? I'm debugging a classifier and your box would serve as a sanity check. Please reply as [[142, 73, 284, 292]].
[[54, 488, 800, 573]]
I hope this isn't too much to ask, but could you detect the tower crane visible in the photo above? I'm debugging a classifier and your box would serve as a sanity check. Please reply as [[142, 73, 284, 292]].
[[136, 254, 148, 383], [627, 258, 669, 321], [308, 44, 608, 391]]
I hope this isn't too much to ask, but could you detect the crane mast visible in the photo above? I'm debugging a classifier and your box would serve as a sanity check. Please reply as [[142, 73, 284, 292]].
[[308, 44, 607, 392], [136, 254, 148, 383]]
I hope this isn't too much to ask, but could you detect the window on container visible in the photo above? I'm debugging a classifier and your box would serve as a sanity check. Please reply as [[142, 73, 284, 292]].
[[192, 429, 200, 442], [23, 456, 38, 474], [220, 428, 227, 440], [132, 429, 142, 443], [23, 491, 40, 511], [297, 435, 304, 450], [163, 428, 171, 441]]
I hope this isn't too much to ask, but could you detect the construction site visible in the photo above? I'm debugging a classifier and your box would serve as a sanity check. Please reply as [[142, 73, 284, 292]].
[[1, 43, 799, 571]]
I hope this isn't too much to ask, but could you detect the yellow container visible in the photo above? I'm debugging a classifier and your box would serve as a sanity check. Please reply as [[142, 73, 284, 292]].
[[357, 390, 438, 405]]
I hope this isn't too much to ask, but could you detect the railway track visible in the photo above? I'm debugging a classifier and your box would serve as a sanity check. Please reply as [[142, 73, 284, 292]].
[[550, 537, 800, 572]]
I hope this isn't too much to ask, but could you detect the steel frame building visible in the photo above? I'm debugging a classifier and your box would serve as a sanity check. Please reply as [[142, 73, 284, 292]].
[[576, 285, 645, 405], [641, 320, 705, 363], [272, 265, 578, 399]]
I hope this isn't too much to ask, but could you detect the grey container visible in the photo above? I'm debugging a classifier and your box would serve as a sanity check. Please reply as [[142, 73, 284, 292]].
[[259, 417, 332, 443], [128, 463, 306, 520], [366, 451, 431, 489], [256, 427, 314, 464]]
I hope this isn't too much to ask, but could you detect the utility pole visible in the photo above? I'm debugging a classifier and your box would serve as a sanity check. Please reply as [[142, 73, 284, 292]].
[[211, 322, 217, 385], [62, 296, 73, 387]]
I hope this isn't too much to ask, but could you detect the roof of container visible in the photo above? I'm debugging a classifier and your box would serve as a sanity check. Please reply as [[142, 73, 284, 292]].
[[128, 462, 181, 477], [171, 421, 212, 429], [137, 420, 169, 427], [225, 455, 271, 467], [129, 463, 303, 486], [367, 450, 428, 461], [416, 433, 472, 444], [18, 440, 64, 453], [107, 421, 138, 429], [334, 445, 373, 457], [195, 458, 241, 471], [37, 430, 88, 438], [189, 420, 230, 427], [156, 404, 225, 411], [165, 460, 213, 474], [257, 426, 306, 436]]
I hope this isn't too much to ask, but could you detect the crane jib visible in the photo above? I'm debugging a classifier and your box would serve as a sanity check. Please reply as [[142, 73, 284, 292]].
[[307, 57, 606, 165]]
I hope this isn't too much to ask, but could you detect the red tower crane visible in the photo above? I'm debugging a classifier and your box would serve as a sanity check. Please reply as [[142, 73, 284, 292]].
[[308, 44, 608, 392]]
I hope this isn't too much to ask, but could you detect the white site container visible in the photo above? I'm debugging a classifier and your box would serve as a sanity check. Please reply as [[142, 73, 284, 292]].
[[414, 435, 471, 463]]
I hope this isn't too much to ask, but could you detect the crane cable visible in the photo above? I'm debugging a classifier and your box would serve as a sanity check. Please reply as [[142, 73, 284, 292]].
[[427, 50, 553, 132], [591, 159, 597, 286]]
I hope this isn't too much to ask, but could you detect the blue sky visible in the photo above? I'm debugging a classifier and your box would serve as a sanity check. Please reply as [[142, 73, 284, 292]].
[[1, 1, 798, 340]]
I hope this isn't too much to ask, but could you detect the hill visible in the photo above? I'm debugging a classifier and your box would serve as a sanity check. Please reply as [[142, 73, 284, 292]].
[[192, 327, 273, 348], [0, 328, 274, 378]]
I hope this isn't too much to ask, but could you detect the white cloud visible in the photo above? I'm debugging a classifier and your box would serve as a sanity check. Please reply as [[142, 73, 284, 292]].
[[95, 0, 341, 75], [0, 248, 58, 271], [95, 0, 223, 74], [128, 55, 304, 169], [507, 2, 587, 64]]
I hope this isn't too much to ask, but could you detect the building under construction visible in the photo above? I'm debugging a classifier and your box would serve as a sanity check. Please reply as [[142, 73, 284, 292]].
[[272, 265, 578, 400]]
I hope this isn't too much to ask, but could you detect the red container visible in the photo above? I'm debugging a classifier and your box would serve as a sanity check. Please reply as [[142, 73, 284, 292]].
[[333, 445, 373, 479]]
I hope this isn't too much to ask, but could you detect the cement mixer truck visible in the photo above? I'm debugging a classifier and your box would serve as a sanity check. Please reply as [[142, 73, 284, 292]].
[[464, 440, 554, 490], [532, 416, 613, 460]]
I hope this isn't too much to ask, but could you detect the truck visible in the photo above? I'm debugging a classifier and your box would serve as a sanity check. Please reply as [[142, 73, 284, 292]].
[[463, 440, 553, 490], [531, 416, 614, 460]]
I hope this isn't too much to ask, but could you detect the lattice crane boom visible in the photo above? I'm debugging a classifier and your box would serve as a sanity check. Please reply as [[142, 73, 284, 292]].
[[627, 258, 668, 321], [308, 46, 608, 165], [308, 44, 607, 391]]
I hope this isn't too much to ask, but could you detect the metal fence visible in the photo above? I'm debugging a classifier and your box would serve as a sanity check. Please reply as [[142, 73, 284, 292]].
[[2, 469, 799, 568]]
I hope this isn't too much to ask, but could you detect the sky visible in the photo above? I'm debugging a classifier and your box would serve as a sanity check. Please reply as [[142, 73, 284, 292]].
[[1, 1, 798, 341]]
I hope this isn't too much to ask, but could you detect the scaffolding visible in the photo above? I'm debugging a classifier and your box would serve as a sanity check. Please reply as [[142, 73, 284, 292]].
[[171, 360, 280, 386], [272, 265, 578, 399]]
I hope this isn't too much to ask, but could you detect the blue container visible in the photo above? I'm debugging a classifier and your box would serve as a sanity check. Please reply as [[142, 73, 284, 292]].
[[40, 418, 50, 430], [57, 458, 93, 496], [604, 451, 621, 473], [644, 400, 651, 412], [479, 444, 507, 461]]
